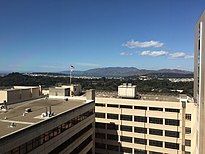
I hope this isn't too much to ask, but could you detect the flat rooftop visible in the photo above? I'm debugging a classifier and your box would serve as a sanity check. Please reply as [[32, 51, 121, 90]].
[[0, 98, 85, 137]]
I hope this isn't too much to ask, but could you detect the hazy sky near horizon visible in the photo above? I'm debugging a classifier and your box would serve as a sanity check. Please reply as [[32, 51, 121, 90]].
[[0, 0, 205, 72]]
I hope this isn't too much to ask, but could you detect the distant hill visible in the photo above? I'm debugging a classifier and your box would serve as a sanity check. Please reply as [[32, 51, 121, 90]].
[[60, 67, 193, 77]]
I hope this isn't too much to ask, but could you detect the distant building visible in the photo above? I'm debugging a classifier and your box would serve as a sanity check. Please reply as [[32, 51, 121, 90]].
[[0, 86, 42, 105], [49, 84, 82, 99], [118, 83, 137, 98], [194, 10, 205, 154], [95, 90, 197, 154], [0, 89, 95, 154]]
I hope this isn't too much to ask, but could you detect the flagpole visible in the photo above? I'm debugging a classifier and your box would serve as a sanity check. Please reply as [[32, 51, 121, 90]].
[[70, 67, 72, 85]]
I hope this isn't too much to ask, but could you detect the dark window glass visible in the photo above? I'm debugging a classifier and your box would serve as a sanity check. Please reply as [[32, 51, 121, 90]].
[[149, 128, 163, 136], [185, 114, 191, 121], [165, 108, 180, 113], [134, 116, 147, 122], [107, 113, 118, 120], [134, 127, 147, 134], [120, 136, 132, 143], [120, 114, 132, 121], [165, 119, 179, 126], [185, 127, 191, 134], [95, 122, 106, 129], [95, 133, 105, 139], [107, 104, 118, 108], [120, 105, 132, 109], [165, 142, 179, 150], [95, 103, 105, 107], [165, 130, 179, 138], [120, 147, 132, 153], [149, 140, 163, 147], [149, 117, 163, 124], [107, 134, 118, 141], [107, 123, 118, 130], [95, 142, 106, 149], [134, 106, 147, 110], [185, 140, 191, 146], [134, 138, 147, 145], [149, 107, 163, 111], [107, 144, 118, 151], [134, 149, 147, 154], [95, 112, 105, 118], [120, 125, 132, 132]]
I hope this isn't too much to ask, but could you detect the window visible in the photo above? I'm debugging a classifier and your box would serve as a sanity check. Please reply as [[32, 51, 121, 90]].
[[134, 106, 147, 110], [120, 125, 132, 132], [107, 123, 118, 130], [120, 147, 132, 153], [107, 134, 118, 141], [134, 127, 147, 134], [165, 108, 180, 113], [120, 105, 132, 109], [185, 140, 191, 146], [95, 103, 105, 107], [165, 142, 179, 150], [134, 149, 147, 154], [107, 113, 118, 120], [149, 107, 163, 111], [120, 136, 132, 143], [185, 114, 191, 121], [149, 152, 162, 154], [134, 138, 147, 145], [134, 116, 147, 122], [185, 127, 191, 134], [149, 140, 163, 147], [149, 128, 163, 136], [165, 130, 179, 138], [95, 122, 106, 129], [165, 119, 179, 126], [149, 117, 163, 124], [95, 142, 105, 149], [107, 104, 118, 108], [120, 114, 133, 121], [107, 144, 118, 152], [95, 133, 105, 139], [95, 112, 105, 118]]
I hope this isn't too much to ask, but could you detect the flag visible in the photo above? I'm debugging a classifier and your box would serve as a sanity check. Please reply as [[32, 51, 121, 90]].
[[70, 65, 74, 72]]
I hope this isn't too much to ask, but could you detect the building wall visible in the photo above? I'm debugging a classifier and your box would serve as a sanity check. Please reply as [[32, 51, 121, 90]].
[[95, 97, 196, 154], [0, 101, 95, 154], [194, 10, 205, 154], [0, 91, 7, 103]]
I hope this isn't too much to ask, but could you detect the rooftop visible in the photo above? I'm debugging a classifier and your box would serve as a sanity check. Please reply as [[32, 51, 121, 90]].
[[0, 97, 85, 138]]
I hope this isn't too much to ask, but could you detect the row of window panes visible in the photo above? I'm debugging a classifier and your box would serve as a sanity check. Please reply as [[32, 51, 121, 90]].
[[5, 109, 94, 154], [96, 113, 180, 126], [96, 123, 181, 137], [96, 137, 180, 150], [95, 103, 180, 113]]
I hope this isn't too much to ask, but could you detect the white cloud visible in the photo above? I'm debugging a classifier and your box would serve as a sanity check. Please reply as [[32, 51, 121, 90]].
[[169, 52, 194, 59], [120, 52, 133, 56], [140, 50, 168, 57], [122, 40, 164, 48]]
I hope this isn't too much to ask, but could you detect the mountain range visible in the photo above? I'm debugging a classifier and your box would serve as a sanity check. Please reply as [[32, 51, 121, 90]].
[[61, 67, 193, 77]]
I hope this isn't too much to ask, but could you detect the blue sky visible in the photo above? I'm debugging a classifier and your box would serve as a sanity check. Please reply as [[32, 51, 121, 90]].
[[0, 0, 205, 72]]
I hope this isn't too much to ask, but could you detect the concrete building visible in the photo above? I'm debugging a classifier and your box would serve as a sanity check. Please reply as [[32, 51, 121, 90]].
[[194, 10, 205, 154], [118, 83, 137, 98], [95, 89, 197, 154], [0, 90, 95, 154], [49, 84, 82, 99], [0, 86, 42, 105]]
